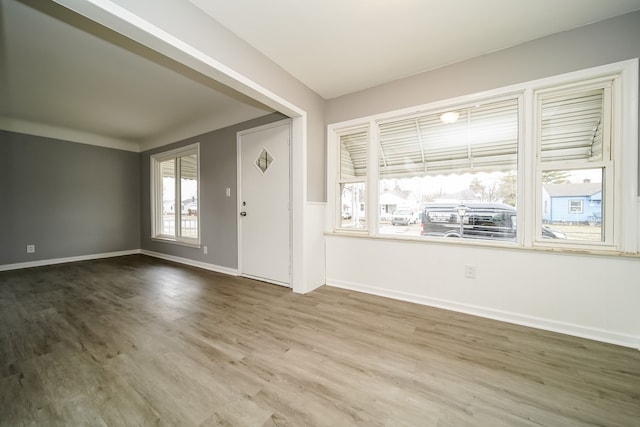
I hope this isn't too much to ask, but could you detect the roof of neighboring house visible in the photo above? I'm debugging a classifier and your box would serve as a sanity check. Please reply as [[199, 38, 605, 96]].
[[543, 183, 602, 197]]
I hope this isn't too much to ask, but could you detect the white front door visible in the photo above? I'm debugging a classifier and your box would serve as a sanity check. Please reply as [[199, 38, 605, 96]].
[[238, 120, 291, 287]]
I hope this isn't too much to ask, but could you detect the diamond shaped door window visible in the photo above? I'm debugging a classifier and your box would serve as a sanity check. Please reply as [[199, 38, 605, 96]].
[[255, 148, 274, 174]]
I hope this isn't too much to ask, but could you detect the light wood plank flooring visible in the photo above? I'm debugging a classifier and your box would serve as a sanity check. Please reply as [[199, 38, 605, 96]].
[[0, 255, 638, 426]]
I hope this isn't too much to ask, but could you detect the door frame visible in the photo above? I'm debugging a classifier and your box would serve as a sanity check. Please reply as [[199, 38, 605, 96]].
[[237, 118, 292, 287]]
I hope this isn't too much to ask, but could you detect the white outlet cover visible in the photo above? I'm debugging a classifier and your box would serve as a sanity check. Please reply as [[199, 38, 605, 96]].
[[465, 264, 476, 278]]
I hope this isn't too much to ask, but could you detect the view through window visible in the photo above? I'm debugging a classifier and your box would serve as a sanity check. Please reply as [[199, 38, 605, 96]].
[[152, 144, 200, 244], [331, 60, 637, 252], [377, 98, 520, 241]]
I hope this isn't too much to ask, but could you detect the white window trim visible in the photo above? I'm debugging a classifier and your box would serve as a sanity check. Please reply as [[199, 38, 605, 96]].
[[327, 59, 638, 255], [532, 77, 616, 250], [150, 142, 201, 247]]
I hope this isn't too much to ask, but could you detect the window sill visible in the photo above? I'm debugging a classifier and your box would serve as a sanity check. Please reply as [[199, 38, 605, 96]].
[[151, 237, 201, 249], [324, 230, 639, 259]]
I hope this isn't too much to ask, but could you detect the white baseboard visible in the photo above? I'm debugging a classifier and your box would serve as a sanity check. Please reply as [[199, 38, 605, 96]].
[[327, 279, 640, 350], [0, 249, 141, 272], [141, 250, 238, 276], [0, 248, 239, 277]]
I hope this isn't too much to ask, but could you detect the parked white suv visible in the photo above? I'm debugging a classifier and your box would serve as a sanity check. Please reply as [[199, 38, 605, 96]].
[[391, 209, 417, 226]]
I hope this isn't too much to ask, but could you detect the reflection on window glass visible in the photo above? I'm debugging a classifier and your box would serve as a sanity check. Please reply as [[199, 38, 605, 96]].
[[541, 168, 603, 242], [340, 182, 366, 229]]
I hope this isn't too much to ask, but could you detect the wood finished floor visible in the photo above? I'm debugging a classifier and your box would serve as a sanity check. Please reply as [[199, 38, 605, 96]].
[[0, 255, 638, 427]]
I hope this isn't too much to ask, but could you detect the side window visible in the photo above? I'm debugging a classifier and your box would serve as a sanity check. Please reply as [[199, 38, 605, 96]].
[[337, 128, 368, 230], [536, 83, 612, 244], [151, 143, 200, 245]]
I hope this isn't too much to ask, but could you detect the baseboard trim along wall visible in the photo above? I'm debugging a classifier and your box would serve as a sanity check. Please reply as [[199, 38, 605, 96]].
[[0, 250, 141, 272], [327, 279, 640, 350], [140, 250, 239, 276], [0, 249, 239, 277]]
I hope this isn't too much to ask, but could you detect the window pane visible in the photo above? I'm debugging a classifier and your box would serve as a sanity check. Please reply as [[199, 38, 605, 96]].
[[379, 171, 518, 241], [541, 168, 603, 241], [540, 89, 604, 164], [338, 129, 368, 230], [378, 98, 518, 178], [152, 144, 200, 243], [160, 159, 175, 236], [180, 154, 198, 239], [340, 182, 366, 229], [340, 131, 367, 179], [377, 97, 520, 241]]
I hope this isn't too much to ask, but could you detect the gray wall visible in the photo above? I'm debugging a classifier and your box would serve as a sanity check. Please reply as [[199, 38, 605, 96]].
[[326, 11, 640, 192], [0, 131, 140, 265], [140, 113, 286, 269]]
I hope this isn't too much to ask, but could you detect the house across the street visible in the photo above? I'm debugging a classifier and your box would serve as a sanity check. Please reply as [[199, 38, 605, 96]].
[[542, 182, 602, 224]]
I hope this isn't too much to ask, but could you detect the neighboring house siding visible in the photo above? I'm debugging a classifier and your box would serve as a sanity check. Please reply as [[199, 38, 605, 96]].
[[543, 184, 602, 223], [548, 196, 601, 223]]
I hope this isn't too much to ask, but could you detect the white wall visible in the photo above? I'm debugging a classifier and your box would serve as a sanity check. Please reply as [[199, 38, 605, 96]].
[[303, 202, 327, 293]]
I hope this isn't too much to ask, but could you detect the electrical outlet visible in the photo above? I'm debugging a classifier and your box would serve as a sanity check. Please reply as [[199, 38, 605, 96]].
[[203, 246, 208, 255], [465, 264, 476, 279], [26, 244, 36, 254], [225, 188, 231, 197]]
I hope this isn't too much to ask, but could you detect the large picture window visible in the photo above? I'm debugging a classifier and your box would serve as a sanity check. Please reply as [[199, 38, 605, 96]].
[[376, 97, 519, 240], [328, 60, 638, 254], [151, 143, 200, 245]]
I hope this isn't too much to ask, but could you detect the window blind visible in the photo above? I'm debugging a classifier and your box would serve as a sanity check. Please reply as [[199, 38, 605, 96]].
[[180, 154, 198, 180], [340, 130, 368, 179], [159, 153, 198, 180], [539, 89, 604, 163], [377, 98, 518, 178]]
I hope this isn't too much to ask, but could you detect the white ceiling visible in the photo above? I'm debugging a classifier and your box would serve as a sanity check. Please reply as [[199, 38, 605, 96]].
[[191, 0, 640, 99], [2, 0, 640, 151]]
